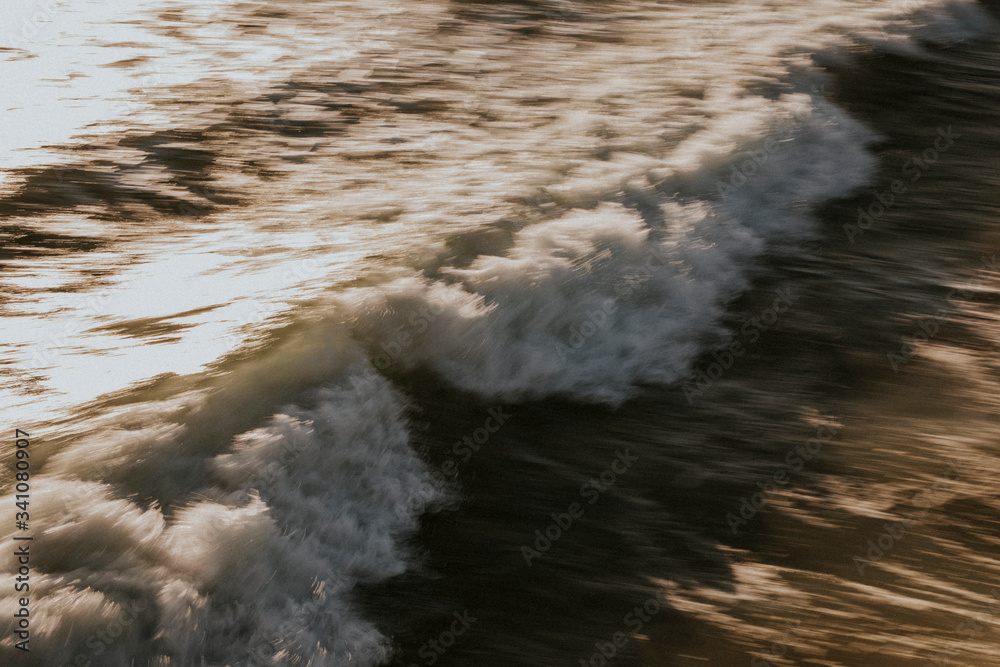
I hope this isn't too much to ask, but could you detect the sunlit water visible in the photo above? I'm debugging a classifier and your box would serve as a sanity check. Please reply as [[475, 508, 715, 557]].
[[2, 0, 1000, 665]]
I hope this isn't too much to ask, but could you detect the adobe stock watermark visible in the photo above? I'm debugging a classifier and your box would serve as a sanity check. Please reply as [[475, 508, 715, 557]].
[[55, 598, 146, 667], [916, 587, 1000, 666], [372, 301, 446, 371], [248, 428, 319, 497], [843, 126, 960, 243], [176, 182, 225, 217], [406, 610, 478, 667], [714, 137, 781, 198], [248, 374, 397, 499], [3, 0, 58, 49], [751, 620, 803, 667], [245, 376, 377, 497], [557, 242, 675, 366], [685, 7, 738, 57], [26, 293, 113, 371], [221, 252, 331, 350], [556, 236, 688, 366], [577, 589, 671, 667], [244, 579, 354, 665], [726, 421, 840, 535], [117, 64, 166, 118], [419, 406, 511, 480], [877, 0, 928, 39], [682, 286, 793, 405], [888, 255, 997, 371], [539, 0, 575, 22], [716, 84, 837, 198], [852, 460, 963, 577], [521, 449, 639, 566], [553, 297, 619, 366]]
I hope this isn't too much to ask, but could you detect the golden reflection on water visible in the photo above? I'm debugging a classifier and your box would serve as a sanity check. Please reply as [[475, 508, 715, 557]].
[[2, 1, 1000, 666], [0, 0, 979, 430]]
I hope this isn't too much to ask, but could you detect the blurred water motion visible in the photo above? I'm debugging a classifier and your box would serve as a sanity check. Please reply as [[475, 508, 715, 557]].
[[2, 0, 1000, 665]]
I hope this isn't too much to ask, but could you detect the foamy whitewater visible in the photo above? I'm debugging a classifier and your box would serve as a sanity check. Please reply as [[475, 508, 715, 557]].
[[1, 0, 998, 664]]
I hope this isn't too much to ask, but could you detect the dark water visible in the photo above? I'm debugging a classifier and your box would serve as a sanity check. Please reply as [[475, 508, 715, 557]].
[[364, 23, 1000, 667], [3, 1, 1000, 666]]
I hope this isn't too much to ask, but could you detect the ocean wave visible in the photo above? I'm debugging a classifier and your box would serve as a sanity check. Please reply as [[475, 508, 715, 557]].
[[350, 93, 879, 404], [0, 366, 443, 665]]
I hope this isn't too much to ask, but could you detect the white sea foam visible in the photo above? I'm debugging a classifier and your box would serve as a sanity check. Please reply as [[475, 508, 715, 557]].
[[351, 94, 879, 404], [0, 0, 996, 665], [0, 366, 442, 665]]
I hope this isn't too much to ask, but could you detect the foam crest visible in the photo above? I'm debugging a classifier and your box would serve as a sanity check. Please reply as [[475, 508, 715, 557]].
[[0, 368, 442, 666], [353, 95, 879, 404]]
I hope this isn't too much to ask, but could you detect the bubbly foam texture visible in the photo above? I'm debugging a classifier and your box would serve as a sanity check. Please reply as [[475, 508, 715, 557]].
[[0, 368, 442, 665], [0, 1, 995, 666], [352, 95, 879, 404]]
